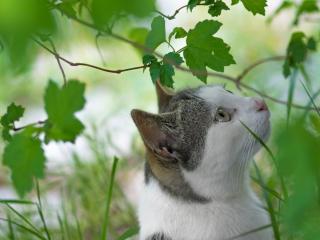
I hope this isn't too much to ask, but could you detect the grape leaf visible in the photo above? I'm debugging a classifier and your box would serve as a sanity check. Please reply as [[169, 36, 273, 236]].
[[169, 27, 187, 42], [1, 103, 25, 141], [146, 52, 183, 88], [183, 20, 235, 83], [283, 32, 316, 77], [3, 133, 46, 197], [145, 16, 166, 51], [208, 1, 230, 17], [149, 61, 161, 83], [160, 52, 184, 88], [187, 0, 201, 11], [163, 52, 184, 66], [44, 80, 86, 143], [240, 0, 267, 15]]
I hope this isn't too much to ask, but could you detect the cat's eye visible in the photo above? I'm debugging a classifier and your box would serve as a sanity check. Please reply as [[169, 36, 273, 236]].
[[215, 107, 231, 122]]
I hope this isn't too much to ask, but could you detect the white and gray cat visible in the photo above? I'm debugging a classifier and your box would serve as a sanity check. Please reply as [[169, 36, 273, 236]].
[[131, 81, 273, 240]]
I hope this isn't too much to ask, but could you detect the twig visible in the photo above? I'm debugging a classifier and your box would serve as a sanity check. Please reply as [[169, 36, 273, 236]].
[[235, 56, 286, 90], [34, 16, 319, 111], [47, 38, 67, 85], [155, 3, 207, 20], [32, 37, 147, 74], [13, 120, 46, 132]]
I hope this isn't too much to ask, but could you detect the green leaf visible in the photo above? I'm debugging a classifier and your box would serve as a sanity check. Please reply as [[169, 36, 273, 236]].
[[240, 0, 267, 15], [163, 52, 184, 66], [142, 54, 157, 65], [187, 0, 201, 11], [160, 64, 175, 88], [267, 1, 294, 22], [56, 2, 77, 18], [91, 0, 155, 28], [3, 133, 46, 197], [129, 27, 149, 46], [129, 27, 149, 55], [307, 37, 317, 50], [208, 1, 230, 17], [1, 103, 24, 127], [231, 0, 240, 5], [145, 16, 166, 51], [283, 32, 316, 77], [149, 61, 161, 84], [169, 27, 187, 42], [294, 0, 319, 25], [44, 80, 86, 143], [183, 20, 235, 83], [1, 103, 25, 141]]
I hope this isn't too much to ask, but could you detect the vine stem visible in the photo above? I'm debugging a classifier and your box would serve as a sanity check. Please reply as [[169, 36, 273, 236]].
[[32, 37, 147, 74], [32, 14, 319, 111], [155, 3, 207, 20]]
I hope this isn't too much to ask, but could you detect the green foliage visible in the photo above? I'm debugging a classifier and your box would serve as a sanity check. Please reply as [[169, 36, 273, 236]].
[[283, 32, 316, 77], [143, 52, 183, 88], [91, 0, 155, 28], [169, 27, 187, 42], [44, 80, 86, 143], [276, 121, 320, 239], [208, 1, 230, 17], [184, 20, 235, 83], [145, 16, 166, 51], [239, 0, 267, 15], [0, 103, 25, 141], [3, 133, 45, 198], [294, 0, 319, 25]]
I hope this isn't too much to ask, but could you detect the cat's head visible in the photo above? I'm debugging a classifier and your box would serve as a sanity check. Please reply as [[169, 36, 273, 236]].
[[131, 81, 270, 201]]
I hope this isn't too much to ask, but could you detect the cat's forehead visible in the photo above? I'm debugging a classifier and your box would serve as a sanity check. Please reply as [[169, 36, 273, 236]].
[[167, 85, 231, 111]]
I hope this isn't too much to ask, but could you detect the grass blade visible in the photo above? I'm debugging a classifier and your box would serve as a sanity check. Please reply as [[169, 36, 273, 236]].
[[287, 69, 298, 126], [0, 217, 46, 240], [101, 156, 119, 240], [251, 177, 284, 201], [225, 223, 272, 240], [7, 213, 15, 240], [36, 181, 51, 240], [240, 121, 288, 199], [0, 199, 35, 205], [6, 203, 42, 236], [300, 80, 320, 117], [57, 213, 65, 240], [117, 226, 139, 240], [253, 161, 281, 240]]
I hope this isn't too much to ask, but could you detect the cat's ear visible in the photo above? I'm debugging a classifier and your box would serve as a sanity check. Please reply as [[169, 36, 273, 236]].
[[131, 109, 179, 161], [155, 80, 174, 112]]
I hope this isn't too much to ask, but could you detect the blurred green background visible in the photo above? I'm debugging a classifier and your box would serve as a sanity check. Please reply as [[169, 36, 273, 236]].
[[0, 0, 320, 239]]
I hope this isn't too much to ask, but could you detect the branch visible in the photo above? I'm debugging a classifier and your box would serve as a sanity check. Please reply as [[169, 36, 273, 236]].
[[155, 3, 207, 20], [235, 56, 286, 89], [35, 16, 319, 111], [13, 120, 46, 132], [47, 38, 67, 85], [32, 37, 147, 74]]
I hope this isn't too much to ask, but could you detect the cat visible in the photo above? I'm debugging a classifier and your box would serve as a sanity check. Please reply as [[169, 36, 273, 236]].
[[131, 81, 273, 240]]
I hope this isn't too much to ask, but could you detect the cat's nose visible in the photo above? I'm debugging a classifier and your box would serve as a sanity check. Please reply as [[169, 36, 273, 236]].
[[253, 98, 268, 112]]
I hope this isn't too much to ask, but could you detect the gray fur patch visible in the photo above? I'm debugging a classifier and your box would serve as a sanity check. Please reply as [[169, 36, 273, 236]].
[[145, 232, 172, 240], [144, 87, 213, 202]]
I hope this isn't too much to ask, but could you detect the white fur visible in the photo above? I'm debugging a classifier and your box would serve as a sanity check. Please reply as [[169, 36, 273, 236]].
[[138, 86, 273, 240]]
